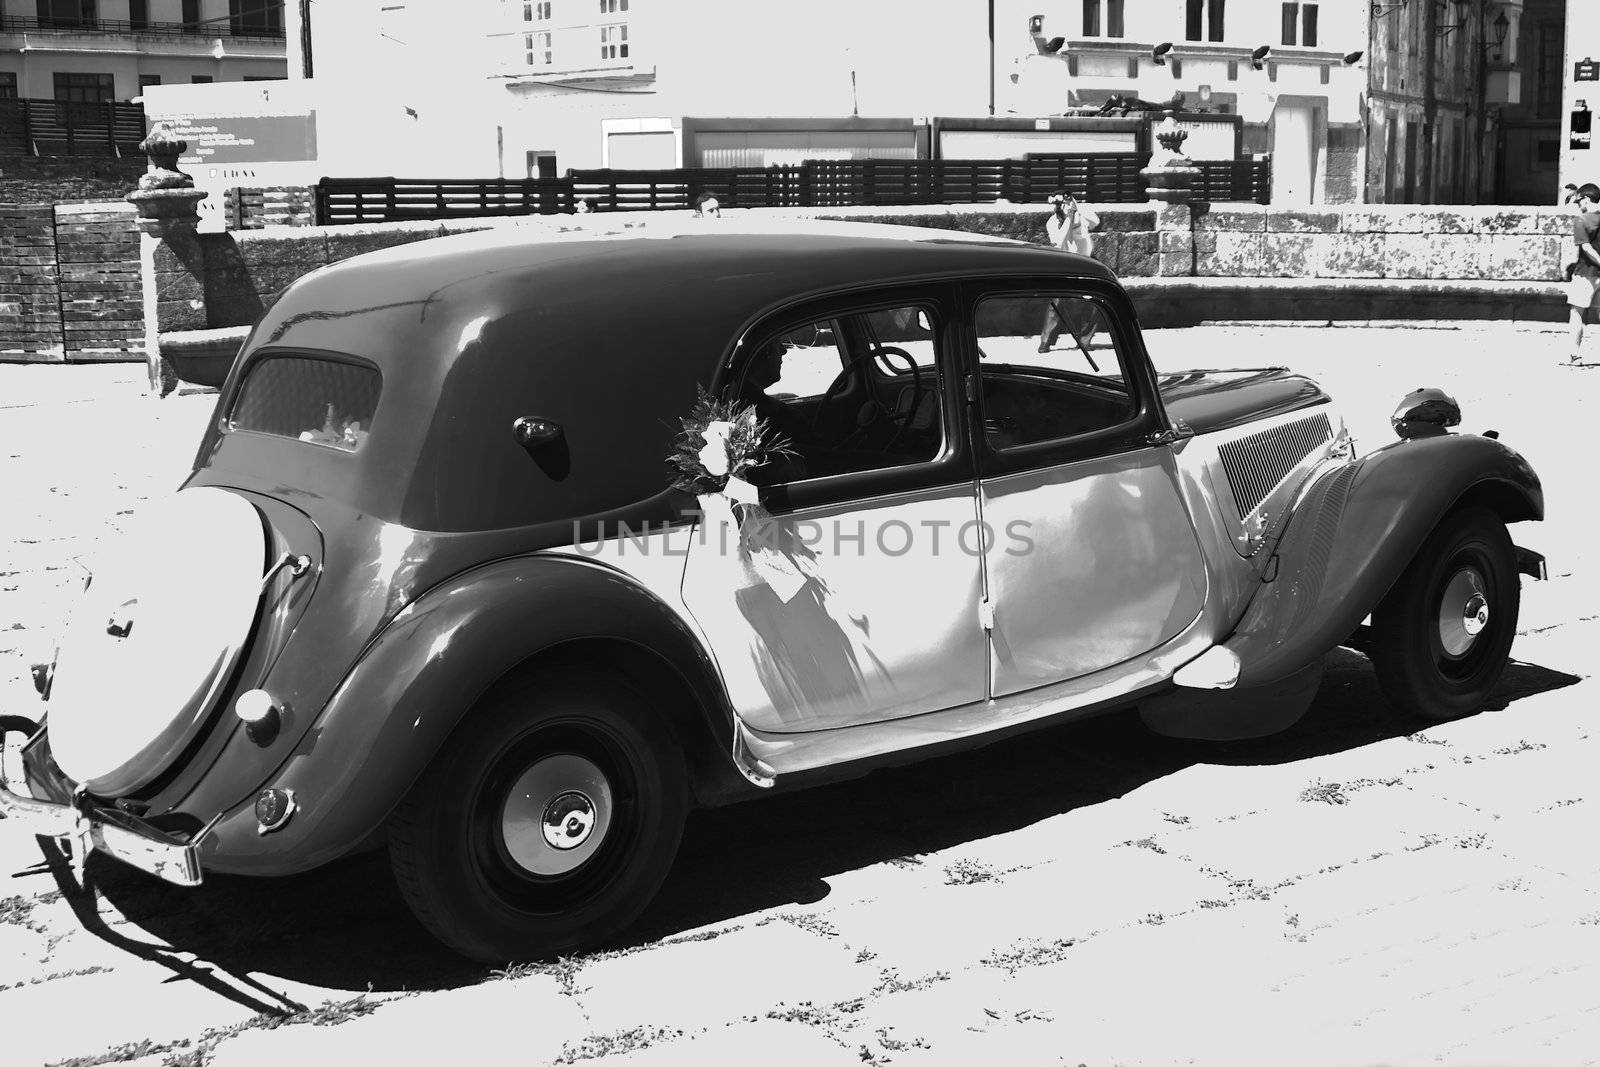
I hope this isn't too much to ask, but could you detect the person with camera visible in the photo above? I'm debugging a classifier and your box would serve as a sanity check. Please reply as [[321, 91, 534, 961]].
[[1038, 190, 1101, 353]]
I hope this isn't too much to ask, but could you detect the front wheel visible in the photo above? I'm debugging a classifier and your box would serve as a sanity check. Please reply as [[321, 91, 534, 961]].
[[388, 671, 688, 962], [1368, 507, 1520, 722]]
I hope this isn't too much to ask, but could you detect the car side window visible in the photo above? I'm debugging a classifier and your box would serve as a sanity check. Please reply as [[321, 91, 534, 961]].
[[732, 304, 943, 484], [973, 292, 1137, 452]]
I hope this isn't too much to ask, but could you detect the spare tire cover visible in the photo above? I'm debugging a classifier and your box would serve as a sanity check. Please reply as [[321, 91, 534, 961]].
[[49, 487, 267, 796]]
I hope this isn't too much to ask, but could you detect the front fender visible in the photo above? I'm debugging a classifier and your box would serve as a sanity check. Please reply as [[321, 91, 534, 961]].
[[196, 555, 732, 876], [1222, 433, 1541, 689]]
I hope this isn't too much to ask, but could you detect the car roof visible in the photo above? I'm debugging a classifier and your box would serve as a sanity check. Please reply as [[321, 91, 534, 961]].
[[221, 222, 1118, 533]]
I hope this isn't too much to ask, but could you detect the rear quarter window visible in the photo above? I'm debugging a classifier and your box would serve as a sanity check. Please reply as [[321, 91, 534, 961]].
[[228, 355, 381, 453]]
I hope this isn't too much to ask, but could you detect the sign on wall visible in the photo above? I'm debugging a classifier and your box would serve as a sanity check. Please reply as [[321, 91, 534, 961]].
[[170, 113, 318, 166], [1576, 57, 1600, 82], [1173, 118, 1238, 161]]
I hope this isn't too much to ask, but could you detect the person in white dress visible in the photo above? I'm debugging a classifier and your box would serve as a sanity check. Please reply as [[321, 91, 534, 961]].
[[1038, 191, 1101, 352]]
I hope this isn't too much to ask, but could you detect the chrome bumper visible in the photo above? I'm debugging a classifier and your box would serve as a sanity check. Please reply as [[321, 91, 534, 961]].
[[0, 717, 204, 887]]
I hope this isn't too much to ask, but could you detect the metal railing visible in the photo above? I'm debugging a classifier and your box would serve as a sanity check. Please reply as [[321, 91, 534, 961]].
[[0, 14, 284, 41], [313, 156, 1272, 225], [0, 98, 146, 157]]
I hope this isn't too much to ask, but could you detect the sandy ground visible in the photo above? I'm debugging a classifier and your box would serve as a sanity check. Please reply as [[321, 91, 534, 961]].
[[0, 322, 1595, 1067]]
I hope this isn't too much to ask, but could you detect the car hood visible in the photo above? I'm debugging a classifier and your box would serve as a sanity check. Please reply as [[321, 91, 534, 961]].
[[1158, 367, 1330, 435]]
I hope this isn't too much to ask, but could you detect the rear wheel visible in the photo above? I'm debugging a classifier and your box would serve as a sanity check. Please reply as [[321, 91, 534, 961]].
[[1369, 507, 1520, 722], [389, 670, 687, 962]]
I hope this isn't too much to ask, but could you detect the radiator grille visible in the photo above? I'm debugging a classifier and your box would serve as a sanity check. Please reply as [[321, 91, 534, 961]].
[[1218, 412, 1333, 518]]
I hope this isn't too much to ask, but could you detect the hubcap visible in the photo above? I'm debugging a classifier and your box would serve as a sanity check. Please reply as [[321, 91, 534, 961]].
[[1438, 566, 1489, 658], [500, 753, 614, 877], [542, 791, 596, 851]]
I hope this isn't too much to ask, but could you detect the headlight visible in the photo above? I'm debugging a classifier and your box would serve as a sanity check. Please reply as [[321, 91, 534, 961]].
[[1391, 387, 1460, 439]]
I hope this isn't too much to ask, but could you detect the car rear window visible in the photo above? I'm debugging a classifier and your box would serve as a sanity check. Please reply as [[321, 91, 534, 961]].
[[227, 355, 380, 453]]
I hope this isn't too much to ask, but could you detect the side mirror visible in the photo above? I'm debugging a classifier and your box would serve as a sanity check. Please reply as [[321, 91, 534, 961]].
[[514, 415, 571, 479]]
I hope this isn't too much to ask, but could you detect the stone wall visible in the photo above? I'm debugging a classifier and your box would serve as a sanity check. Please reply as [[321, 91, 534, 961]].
[[0, 200, 142, 363], [0, 204, 62, 362], [54, 202, 143, 361], [148, 200, 1572, 341], [0, 153, 143, 207], [1185, 204, 1571, 282]]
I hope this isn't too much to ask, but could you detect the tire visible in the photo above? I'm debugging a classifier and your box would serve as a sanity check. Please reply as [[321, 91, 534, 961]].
[[1368, 507, 1520, 722], [388, 670, 688, 963]]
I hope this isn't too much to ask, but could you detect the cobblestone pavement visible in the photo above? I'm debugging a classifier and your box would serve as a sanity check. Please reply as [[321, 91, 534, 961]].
[[1, 324, 1596, 1067]]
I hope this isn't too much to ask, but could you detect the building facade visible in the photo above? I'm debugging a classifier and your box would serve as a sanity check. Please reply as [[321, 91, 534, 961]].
[[1362, 0, 1521, 204], [1495, 0, 1561, 203], [0, 0, 286, 104], [1003, 0, 1369, 203]]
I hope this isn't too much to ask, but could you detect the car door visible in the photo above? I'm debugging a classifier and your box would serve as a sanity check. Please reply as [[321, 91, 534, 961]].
[[965, 280, 1208, 699], [680, 285, 989, 734]]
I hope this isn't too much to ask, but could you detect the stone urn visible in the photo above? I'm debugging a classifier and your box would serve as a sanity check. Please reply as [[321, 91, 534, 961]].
[[1140, 112, 1201, 205], [125, 123, 208, 237]]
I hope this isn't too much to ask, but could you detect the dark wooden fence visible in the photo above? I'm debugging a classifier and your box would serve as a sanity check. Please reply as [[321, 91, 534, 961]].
[[1193, 159, 1273, 205], [0, 99, 146, 157], [313, 154, 1272, 225]]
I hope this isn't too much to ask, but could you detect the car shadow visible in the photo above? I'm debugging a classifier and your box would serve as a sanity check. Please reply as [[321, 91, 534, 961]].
[[78, 650, 1579, 995]]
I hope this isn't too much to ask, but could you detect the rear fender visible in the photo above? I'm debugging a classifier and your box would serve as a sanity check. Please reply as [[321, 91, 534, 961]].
[[195, 555, 740, 876], [1224, 433, 1541, 691]]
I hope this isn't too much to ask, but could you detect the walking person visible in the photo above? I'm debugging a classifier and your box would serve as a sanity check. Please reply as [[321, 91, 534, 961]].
[[1567, 183, 1600, 364], [1038, 190, 1101, 352]]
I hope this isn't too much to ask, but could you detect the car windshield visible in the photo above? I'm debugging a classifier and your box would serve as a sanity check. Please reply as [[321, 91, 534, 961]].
[[227, 355, 381, 453]]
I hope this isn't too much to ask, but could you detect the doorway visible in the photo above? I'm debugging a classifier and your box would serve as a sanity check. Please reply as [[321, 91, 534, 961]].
[[1271, 103, 1318, 204]]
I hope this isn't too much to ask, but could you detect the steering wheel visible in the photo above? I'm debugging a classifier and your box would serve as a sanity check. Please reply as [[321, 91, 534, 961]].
[[873, 345, 926, 442], [810, 345, 925, 447]]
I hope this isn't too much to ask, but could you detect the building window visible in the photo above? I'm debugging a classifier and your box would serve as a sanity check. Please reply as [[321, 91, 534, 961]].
[[138, 74, 162, 91], [53, 71, 113, 104], [1186, 0, 1224, 43], [36, 0, 97, 29], [129, 0, 147, 29], [1281, 2, 1316, 46], [52, 71, 112, 125], [1536, 22, 1563, 119], [1081, 0, 1124, 38], [182, 0, 201, 34], [191, 74, 214, 83], [600, 23, 628, 59], [230, 0, 283, 35], [0, 73, 17, 101], [525, 31, 553, 65], [599, 0, 627, 11], [524, 1, 550, 21]]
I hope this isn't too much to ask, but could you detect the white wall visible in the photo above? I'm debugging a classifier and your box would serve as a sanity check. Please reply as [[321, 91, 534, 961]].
[[1562, 0, 1600, 197]]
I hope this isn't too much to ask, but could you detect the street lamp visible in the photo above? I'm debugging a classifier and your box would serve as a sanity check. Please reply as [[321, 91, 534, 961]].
[[1435, 0, 1472, 39], [1490, 9, 1510, 61]]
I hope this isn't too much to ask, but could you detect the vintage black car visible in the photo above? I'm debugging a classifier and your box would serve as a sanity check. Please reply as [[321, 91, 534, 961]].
[[2, 222, 1545, 961]]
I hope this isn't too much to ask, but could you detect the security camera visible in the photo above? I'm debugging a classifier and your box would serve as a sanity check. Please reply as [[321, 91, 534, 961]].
[[1152, 42, 1174, 66], [1343, 50, 1364, 65], [1251, 44, 1272, 69]]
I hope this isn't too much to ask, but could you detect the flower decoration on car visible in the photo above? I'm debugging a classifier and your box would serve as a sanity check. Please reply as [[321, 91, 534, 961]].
[[669, 389, 808, 601]]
